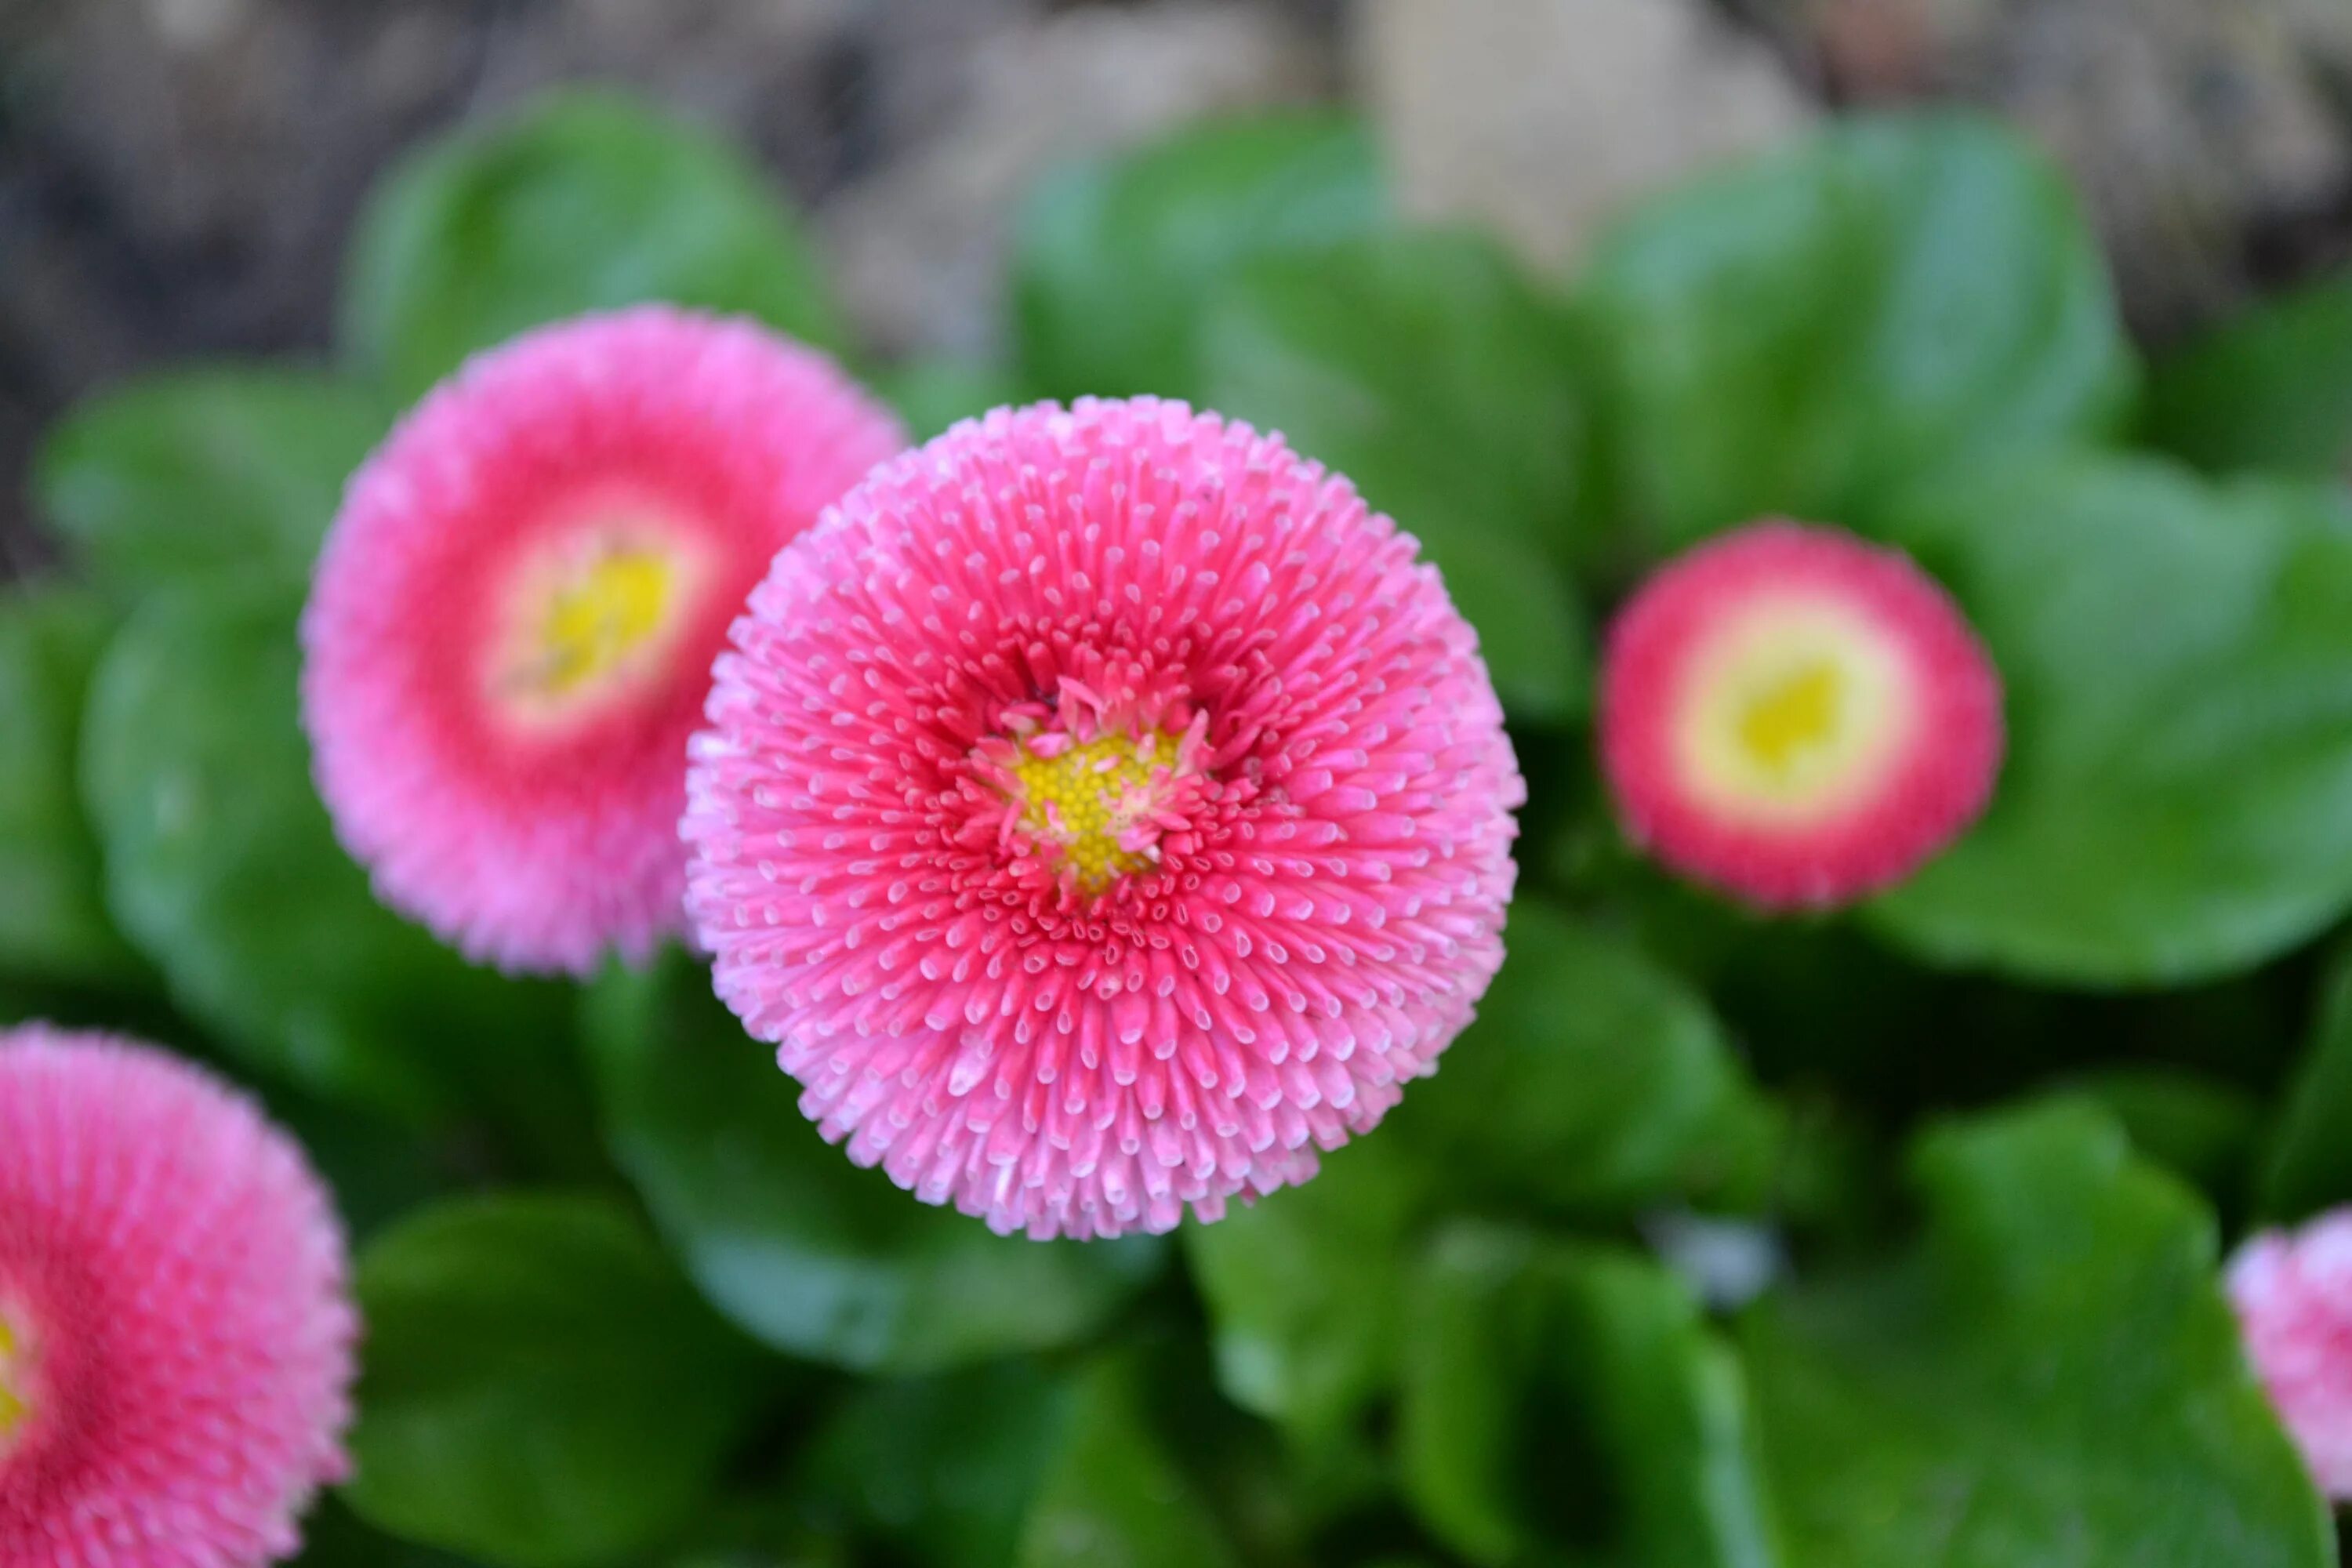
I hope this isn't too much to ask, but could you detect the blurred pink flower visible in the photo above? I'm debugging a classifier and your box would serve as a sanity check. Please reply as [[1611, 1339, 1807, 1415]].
[[1599, 520, 2002, 910], [2230, 1211, 2352, 1499], [683, 398, 1522, 1239], [303, 307, 906, 975], [0, 1025, 355, 1566]]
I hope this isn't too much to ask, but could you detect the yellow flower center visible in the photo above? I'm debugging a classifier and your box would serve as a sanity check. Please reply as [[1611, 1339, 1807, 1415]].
[[495, 520, 706, 724], [536, 547, 679, 698], [1679, 601, 1907, 823], [1736, 660, 1844, 775], [0, 1314, 26, 1444], [1011, 730, 1183, 890]]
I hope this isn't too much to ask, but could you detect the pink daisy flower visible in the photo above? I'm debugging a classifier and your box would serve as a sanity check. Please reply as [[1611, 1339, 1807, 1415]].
[[682, 398, 1523, 1240], [303, 307, 906, 975], [0, 1025, 355, 1566], [2230, 1211, 2352, 1499], [1599, 521, 2003, 910]]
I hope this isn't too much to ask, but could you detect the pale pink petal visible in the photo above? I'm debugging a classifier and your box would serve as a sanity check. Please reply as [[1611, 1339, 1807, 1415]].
[[1599, 520, 2003, 909], [681, 397, 1524, 1240], [0, 1026, 356, 1566], [303, 307, 906, 975]]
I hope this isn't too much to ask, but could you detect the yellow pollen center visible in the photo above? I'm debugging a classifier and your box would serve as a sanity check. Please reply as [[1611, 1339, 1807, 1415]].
[[1011, 731, 1183, 890], [497, 521, 707, 724], [1679, 602, 1907, 824], [1737, 661, 1845, 775], [533, 546, 679, 697], [0, 1315, 25, 1443]]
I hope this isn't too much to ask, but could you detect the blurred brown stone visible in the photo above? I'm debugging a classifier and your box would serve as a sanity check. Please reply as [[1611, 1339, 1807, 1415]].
[[1753, 0, 2352, 336], [0, 0, 1335, 575], [1355, 0, 1817, 272], [822, 1, 1330, 361]]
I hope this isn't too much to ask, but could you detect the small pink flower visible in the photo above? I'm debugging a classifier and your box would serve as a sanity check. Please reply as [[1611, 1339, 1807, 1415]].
[[1599, 521, 2002, 909], [303, 307, 906, 975], [683, 398, 1523, 1240], [0, 1025, 356, 1566], [2230, 1212, 2352, 1499]]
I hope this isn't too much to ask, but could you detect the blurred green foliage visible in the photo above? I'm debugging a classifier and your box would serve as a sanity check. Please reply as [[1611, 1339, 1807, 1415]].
[[1199, 230, 1591, 722], [1867, 458, 2352, 984], [34, 368, 392, 593], [343, 93, 846, 400], [10, 88, 2352, 1568]]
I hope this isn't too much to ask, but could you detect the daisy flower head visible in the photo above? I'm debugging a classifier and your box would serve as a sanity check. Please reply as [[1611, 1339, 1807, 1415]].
[[0, 1025, 355, 1566], [303, 307, 907, 975], [1599, 520, 2003, 910], [2230, 1211, 2352, 1500], [683, 397, 1523, 1240]]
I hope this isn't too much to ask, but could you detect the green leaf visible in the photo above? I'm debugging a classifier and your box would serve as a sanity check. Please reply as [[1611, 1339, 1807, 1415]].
[[1394, 900, 1771, 1213], [1580, 112, 2132, 550], [295, 1497, 485, 1566], [34, 368, 390, 594], [343, 92, 844, 402], [799, 1359, 1074, 1568], [876, 359, 1022, 444], [2257, 946, 2352, 1221], [0, 588, 140, 983], [583, 949, 1164, 1373], [1016, 1358, 1241, 1568], [2065, 1066, 2259, 1208], [347, 1194, 776, 1568], [1013, 113, 1388, 402], [78, 575, 574, 1122], [1183, 1132, 1425, 1439], [2146, 268, 2352, 478], [1187, 904, 1772, 1441], [266, 1086, 465, 1247], [1867, 456, 2352, 985], [1396, 1225, 1783, 1568], [1199, 230, 1590, 721], [1742, 1100, 2330, 1568]]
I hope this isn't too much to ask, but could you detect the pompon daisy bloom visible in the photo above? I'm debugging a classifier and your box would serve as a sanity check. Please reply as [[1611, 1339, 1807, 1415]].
[[303, 307, 906, 975], [683, 398, 1523, 1240], [0, 1026, 355, 1566], [2230, 1212, 2352, 1499], [1599, 521, 2002, 910]]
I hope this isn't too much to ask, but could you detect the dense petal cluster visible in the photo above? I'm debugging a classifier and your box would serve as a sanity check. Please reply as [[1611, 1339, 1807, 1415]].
[[2230, 1211, 2352, 1499], [303, 307, 906, 975], [1599, 520, 2003, 909], [684, 398, 1523, 1239], [0, 1026, 355, 1566]]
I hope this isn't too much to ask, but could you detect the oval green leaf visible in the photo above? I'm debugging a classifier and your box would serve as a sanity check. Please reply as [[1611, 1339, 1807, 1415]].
[[1392, 900, 1773, 1213], [1580, 112, 2132, 550], [1198, 231, 1589, 722], [348, 1193, 777, 1568], [1188, 902, 1773, 1440], [583, 949, 1165, 1374], [1740, 1100, 2330, 1568], [2146, 267, 2352, 479], [1397, 1225, 1784, 1568], [343, 92, 844, 401], [1182, 1131, 1425, 1440], [1014, 1357, 1240, 1568], [1867, 456, 2352, 985], [1013, 112, 1388, 402], [35, 368, 390, 595], [78, 576, 573, 1120], [798, 1359, 1073, 1568], [0, 588, 141, 984], [2256, 945, 2352, 1221]]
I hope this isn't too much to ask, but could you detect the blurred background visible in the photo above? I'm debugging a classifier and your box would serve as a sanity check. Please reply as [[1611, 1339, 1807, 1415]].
[[5, 0, 2350, 579], [11, 5, 2352, 1567]]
